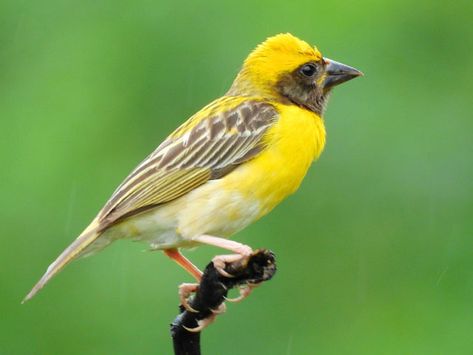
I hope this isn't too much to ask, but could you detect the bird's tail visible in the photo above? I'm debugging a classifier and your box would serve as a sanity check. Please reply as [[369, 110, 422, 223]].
[[22, 221, 101, 303]]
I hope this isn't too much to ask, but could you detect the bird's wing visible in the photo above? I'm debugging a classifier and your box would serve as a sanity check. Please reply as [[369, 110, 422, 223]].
[[97, 98, 278, 229]]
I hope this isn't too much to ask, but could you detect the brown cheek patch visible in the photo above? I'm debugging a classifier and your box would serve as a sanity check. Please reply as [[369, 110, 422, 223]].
[[275, 71, 326, 116]]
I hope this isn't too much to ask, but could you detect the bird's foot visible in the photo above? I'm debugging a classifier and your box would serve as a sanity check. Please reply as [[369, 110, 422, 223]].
[[191, 235, 253, 278], [182, 302, 227, 332], [183, 314, 217, 332], [210, 302, 227, 314], [178, 282, 199, 313], [178, 283, 227, 332], [225, 282, 259, 302], [211, 247, 253, 278]]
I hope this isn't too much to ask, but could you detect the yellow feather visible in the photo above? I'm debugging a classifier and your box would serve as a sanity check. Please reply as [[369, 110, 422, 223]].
[[124, 104, 325, 241], [25, 33, 361, 302], [219, 103, 326, 219], [229, 33, 323, 97], [169, 96, 248, 138]]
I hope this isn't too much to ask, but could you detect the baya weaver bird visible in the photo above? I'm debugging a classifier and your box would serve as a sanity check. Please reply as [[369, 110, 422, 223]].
[[24, 33, 362, 303]]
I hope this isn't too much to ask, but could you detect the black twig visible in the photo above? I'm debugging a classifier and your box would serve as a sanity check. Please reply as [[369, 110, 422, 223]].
[[170, 249, 277, 355]]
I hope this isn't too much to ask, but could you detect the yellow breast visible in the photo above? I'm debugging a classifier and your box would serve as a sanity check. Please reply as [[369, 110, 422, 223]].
[[115, 103, 326, 244], [223, 103, 326, 218]]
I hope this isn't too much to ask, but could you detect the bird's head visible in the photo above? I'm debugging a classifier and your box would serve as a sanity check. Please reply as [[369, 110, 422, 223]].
[[228, 33, 362, 115]]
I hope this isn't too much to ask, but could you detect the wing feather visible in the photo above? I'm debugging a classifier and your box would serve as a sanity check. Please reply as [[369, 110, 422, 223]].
[[98, 98, 278, 229]]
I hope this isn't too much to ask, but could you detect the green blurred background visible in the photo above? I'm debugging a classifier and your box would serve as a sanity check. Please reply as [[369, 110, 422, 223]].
[[1, 0, 473, 354]]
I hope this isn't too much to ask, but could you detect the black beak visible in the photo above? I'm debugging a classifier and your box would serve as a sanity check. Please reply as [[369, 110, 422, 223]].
[[323, 58, 363, 89]]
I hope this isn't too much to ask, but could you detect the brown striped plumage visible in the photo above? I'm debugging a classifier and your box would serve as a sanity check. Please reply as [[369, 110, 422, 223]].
[[99, 99, 278, 229]]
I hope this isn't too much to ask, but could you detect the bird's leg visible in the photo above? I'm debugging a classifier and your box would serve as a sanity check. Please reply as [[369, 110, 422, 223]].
[[192, 235, 253, 257], [191, 235, 255, 302], [164, 248, 203, 281], [164, 249, 203, 312]]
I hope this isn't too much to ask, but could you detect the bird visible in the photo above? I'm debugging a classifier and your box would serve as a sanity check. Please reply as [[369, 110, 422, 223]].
[[24, 33, 362, 303]]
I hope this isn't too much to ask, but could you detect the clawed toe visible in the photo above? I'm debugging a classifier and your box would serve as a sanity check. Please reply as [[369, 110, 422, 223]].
[[183, 315, 216, 333], [173, 238, 258, 333], [235, 245, 253, 256], [212, 254, 250, 278], [212, 257, 235, 277], [224, 283, 258, 303], [210, 302, 227, 314], [214, 266, 235, 278], [178, 283, 199, 313]]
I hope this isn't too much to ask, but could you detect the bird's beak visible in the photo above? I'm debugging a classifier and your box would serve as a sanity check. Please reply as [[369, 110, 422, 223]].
[[323, 58, 363, 89]]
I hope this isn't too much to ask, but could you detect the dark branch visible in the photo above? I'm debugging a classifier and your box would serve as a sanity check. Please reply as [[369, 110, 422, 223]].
[[170, 249, 276, 355]]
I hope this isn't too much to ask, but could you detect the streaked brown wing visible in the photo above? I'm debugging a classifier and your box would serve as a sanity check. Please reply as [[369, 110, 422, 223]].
[[97, 99, 278, 228]]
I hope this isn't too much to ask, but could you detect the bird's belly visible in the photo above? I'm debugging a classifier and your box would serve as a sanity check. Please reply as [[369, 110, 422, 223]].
[[101, 208, 184, 250], [102, 181, 262, 250], [98, 159, 310, 251], [175, 181, 262, 239]]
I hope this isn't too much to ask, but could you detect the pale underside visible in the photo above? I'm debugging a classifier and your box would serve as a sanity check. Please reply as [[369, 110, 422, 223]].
[[92, 171, 263, 255]]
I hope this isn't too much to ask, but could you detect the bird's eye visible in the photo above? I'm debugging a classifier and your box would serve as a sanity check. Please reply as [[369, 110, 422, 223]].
[[300, 63, 317, 77]]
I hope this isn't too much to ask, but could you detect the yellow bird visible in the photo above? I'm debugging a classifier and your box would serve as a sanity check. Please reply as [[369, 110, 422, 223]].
[[24, 33, 362, 302]]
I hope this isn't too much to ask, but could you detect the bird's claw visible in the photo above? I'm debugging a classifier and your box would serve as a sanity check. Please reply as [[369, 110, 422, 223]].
[[183, 315, 217, 333], [210, 302, 227, 314], [178, 281, 227, 332], [224, 282, 258, 303], [178, 283, 199, 313], [211, 252, 252, 278], [178, 246, 257, 332], [214, 265, 235, 278]]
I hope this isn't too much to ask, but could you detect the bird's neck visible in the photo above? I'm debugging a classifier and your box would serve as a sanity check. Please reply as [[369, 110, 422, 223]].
[[226, 69, 278, 99]]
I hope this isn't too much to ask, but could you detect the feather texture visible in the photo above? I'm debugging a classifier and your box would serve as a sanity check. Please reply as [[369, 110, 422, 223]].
[[24, 33, 347, 302], [22, 222, 100, 302], [97, 98, 278, 229]]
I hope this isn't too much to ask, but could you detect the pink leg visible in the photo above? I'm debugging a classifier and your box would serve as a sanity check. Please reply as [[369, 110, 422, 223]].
[[192, 235, 254, 282], [192, 235, 253, 256], [164, 248, 203, 281], [164, 249, 204, 313]]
